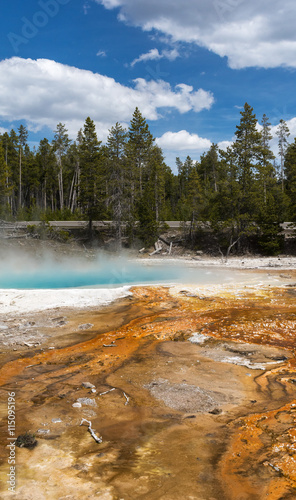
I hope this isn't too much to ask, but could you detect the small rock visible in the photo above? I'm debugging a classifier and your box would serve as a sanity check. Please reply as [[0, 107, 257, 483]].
[[23, 321, 35, 328], [15, 433, 37, 449], [76, 398, 97, 407], [37, 429, 50, 434], [72, 402, 82, 408], [78, 323, 93, 330], [82, 382, 96, 389], [208, 408, 222, 415], [52, 418, 62, 423], [57, 320, 67, 326]]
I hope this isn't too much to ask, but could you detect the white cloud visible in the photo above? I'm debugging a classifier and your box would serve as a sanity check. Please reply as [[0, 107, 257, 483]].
[[156, 130, 212, 151], [271, 117, 296, 139], [96, 50, 107, 57], [0, 127, 9, 135], [269, 117, 296, 158], [131, 48, 162, 67], [131, 47, 179, 67], [133, 80, 214, 115], [96, 0, 296, 69], [162, 48, 179, 61], [0, 57, 214, 140], [218, 140, 233, 151]]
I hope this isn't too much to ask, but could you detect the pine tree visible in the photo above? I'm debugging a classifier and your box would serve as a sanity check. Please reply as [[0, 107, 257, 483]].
[[127, 107, 154, 196], [18, 125, 28, 210], [36, 138, 57, 211], [66, 139, 81, 214], [233, 103, 261, 195], [106, 122, 128, 249], [0, 143, 10, 216], [136, 145, 167, 245], [258, 114, 275, 203], [79, 117, 103, 238], [52, 123, 70, 210], [232, 103, 262, 245], [284, 138, 296, 220], [22, 145, 40, 212], [254, 114, 284, 254], [0, 133, 13, 214], [125, 108, 154, 241], [5, 130, 19, 214], [276, 119, 290, 191], [177, 156, 194, 199], [198, 144, 220, 196]]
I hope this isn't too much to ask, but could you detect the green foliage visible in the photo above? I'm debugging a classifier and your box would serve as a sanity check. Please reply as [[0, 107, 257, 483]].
[[284, 138, 296, 220], [27, 221, 71, 242], [137, 195, 159, 246], [0, 105, 295, 255], [78, 117, 104, 237]]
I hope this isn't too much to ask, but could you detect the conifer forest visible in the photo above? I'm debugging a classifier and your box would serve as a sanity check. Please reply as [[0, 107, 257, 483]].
[[1, 103, 296, 255]]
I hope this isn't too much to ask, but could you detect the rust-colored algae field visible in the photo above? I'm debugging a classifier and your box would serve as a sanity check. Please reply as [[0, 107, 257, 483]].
[[1, 273, 296, 499]]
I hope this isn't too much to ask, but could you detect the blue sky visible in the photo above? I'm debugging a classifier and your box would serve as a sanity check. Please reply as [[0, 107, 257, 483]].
[[0, 0, 296, 170]]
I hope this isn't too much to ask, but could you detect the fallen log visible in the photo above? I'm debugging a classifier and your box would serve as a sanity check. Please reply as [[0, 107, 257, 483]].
[[158, 236, 171, 246], [149, 246, 162, 256]]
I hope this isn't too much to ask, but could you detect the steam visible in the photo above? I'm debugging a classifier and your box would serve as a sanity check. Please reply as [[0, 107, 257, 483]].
[[0, 248, 247, 290], [0, 248, 264, 314], [0, 249, 180, 289]]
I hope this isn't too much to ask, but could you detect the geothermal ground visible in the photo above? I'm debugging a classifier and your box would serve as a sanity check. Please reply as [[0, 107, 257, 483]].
[[1, 243, 296, 499]]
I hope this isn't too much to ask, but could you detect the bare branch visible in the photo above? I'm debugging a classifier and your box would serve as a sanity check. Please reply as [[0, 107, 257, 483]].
[[80, 419, 102, 444]]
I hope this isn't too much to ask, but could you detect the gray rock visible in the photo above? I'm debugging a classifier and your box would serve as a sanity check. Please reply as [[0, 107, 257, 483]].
[[76, 398, 97, 407], [79, 323, 93, 330], [82, 382, 96, 389]]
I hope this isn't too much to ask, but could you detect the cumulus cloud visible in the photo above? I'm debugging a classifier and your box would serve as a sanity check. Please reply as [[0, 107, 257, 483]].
[[0, 57, 214, 139], [131, 47, 179, 66], [156, 130, 212, 151], [218, 140, 233, 151], [96, 0, 296, 69]]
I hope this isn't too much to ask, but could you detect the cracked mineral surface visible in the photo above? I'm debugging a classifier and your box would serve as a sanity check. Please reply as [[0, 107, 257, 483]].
[[1, 270, 296, 499]]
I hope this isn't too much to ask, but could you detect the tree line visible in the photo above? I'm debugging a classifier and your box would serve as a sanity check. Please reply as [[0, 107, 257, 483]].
[[0, 103, 295, 254]]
